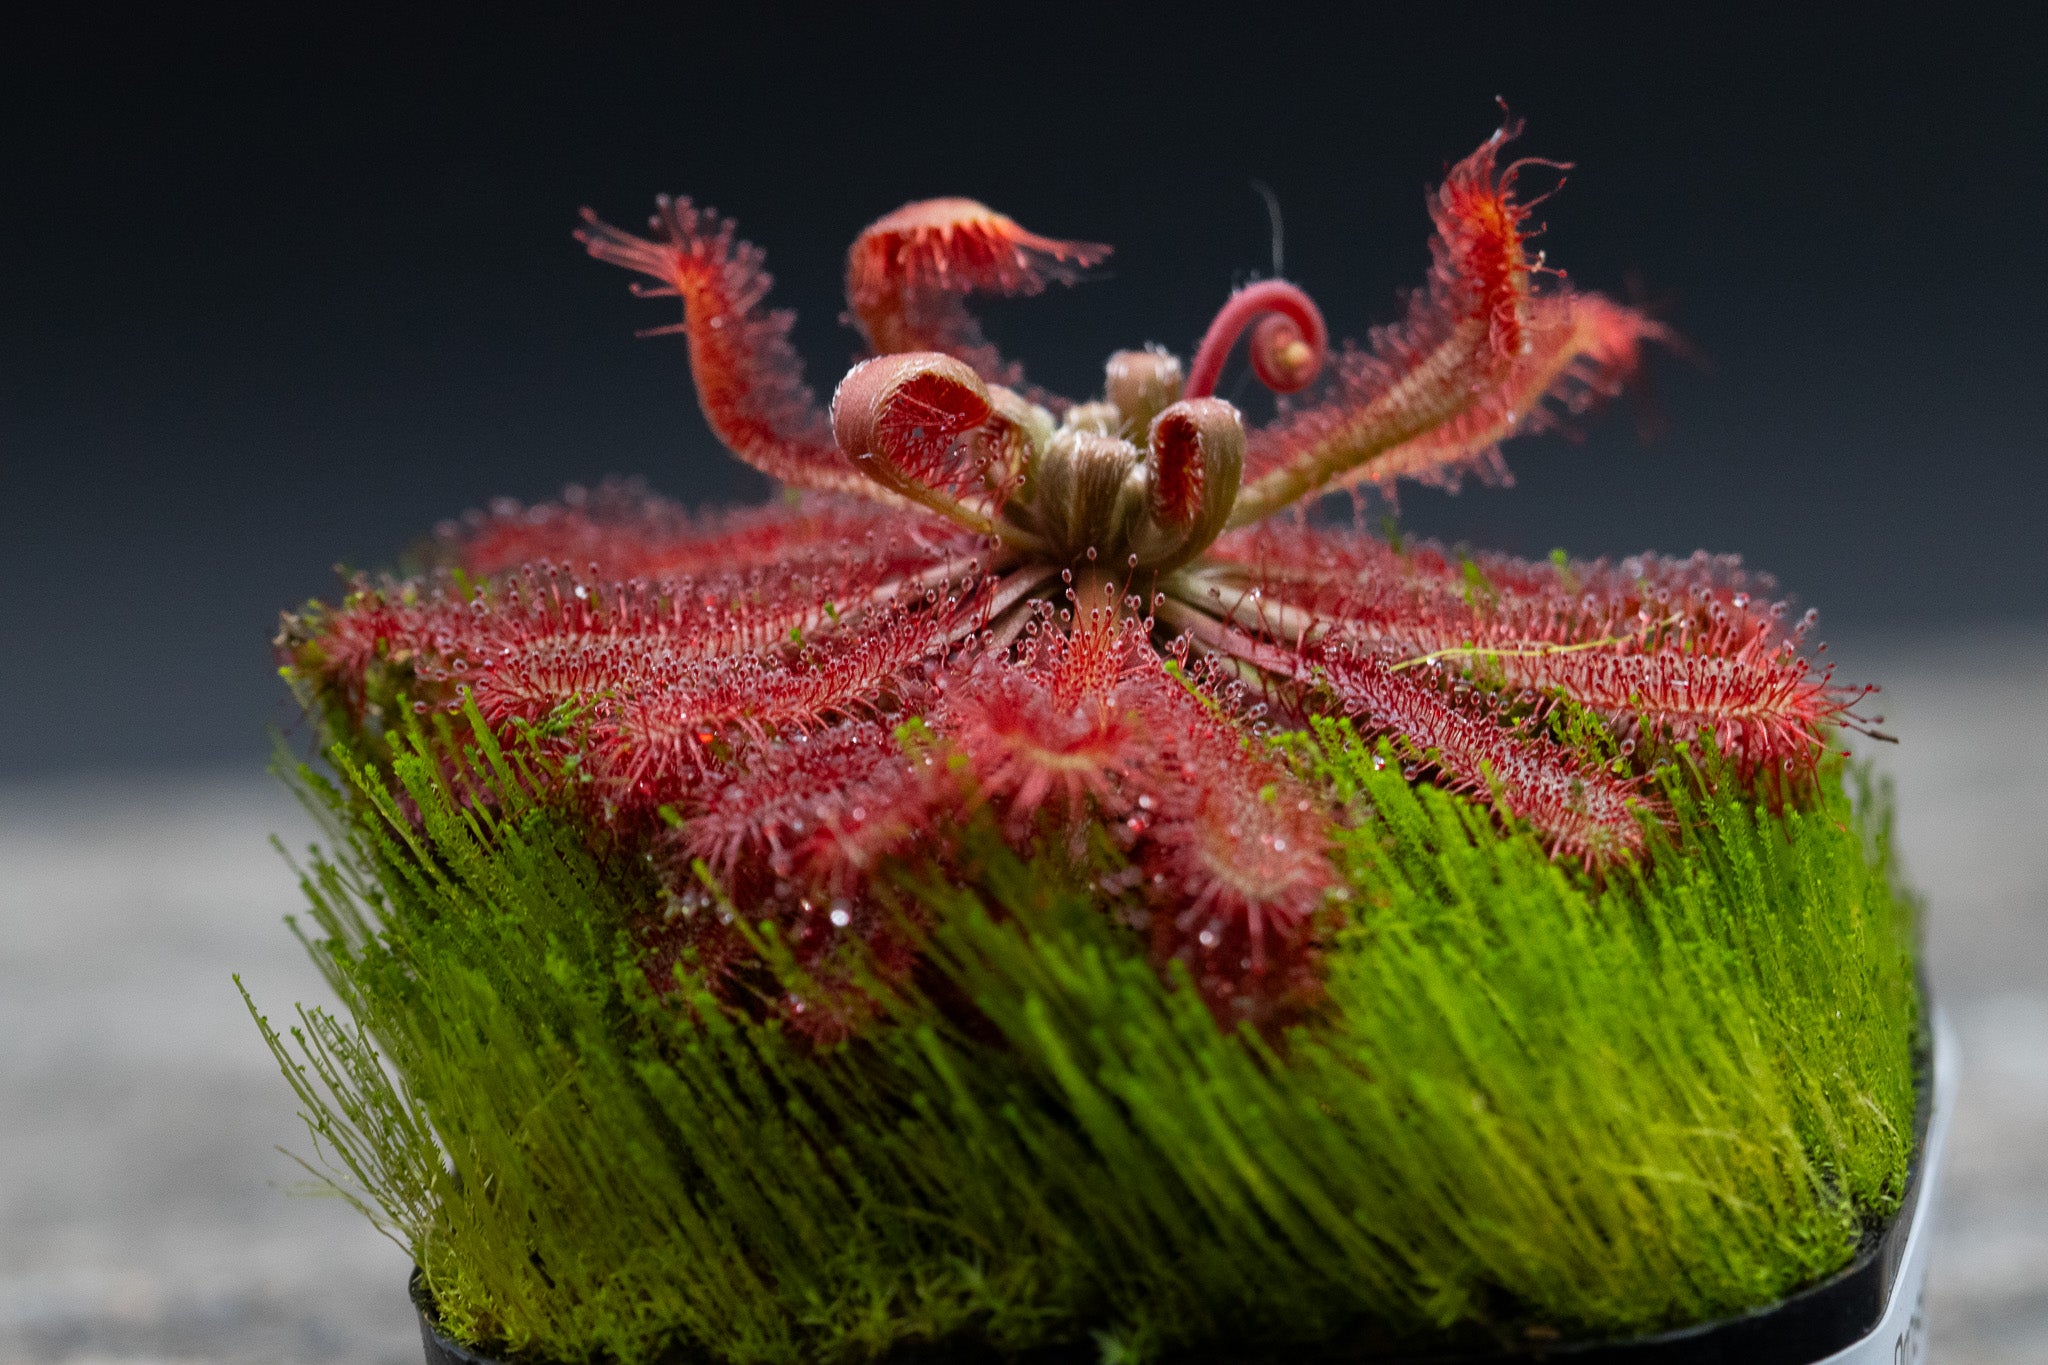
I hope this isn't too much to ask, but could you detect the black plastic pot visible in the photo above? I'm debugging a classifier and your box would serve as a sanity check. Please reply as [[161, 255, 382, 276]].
[[417, 1016, 1951, 1365]]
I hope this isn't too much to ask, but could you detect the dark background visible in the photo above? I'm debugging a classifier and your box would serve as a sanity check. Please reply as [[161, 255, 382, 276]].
[[4, 7, 2042, 775]]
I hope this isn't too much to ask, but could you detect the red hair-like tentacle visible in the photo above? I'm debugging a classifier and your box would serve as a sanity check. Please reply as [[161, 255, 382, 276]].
[[845, 198, 1110, 393]]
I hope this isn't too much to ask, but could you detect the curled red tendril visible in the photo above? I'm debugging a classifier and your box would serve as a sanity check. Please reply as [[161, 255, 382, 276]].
[[1184, 279, 1329, 400]]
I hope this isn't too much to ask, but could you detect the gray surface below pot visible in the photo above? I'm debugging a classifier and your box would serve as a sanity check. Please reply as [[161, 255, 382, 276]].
[[3, 630, 2045, 1364]]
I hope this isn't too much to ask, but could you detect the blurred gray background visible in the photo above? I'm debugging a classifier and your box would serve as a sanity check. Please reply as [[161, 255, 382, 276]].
[[4, 5, 2044, 1362]]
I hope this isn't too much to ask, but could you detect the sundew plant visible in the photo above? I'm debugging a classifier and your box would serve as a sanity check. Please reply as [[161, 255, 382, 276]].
[[257, 118, 1922, 1363]]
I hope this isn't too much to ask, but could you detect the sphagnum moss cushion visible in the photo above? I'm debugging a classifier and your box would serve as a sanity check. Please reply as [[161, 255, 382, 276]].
[[252, 116, 1923, 1364]]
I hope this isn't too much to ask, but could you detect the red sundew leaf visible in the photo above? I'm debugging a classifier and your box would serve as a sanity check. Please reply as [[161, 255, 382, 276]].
[[1232, 122, 1665, 516], [447, 482, 980, 583], [1462, 620, 1876, 778], [1325, 294, 1670, 498], [580, 604, 959, 811], [300, 555, 983, 834], [1313, 648, 1651, 868], [1462, 543, 1781, 630], [1209, 522, 1793, 647], [637, 890, 924, 1049], [1133, 398, 1246, 574], [321, 561, 949, 731], [932, 610, 1155, 833], [844, 197, 1110, 390], [683, 719, 950, 904], [1149, 408, 1208, 529], [1038, 604, 1158, 708], [577, 197, 880, 500], [934, 620, 1336, 1016], [293, 593, 419, 718], [1203, 523, 1858, 775], [830, 352, 1006, 517], [642, 714, 951, 1043], [943, 655, 1149, 835], [1125, 677, 1335, 1018]]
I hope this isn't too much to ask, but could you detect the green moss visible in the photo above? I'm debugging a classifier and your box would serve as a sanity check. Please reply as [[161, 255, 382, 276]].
[[247, 707, 1920, 1363]]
